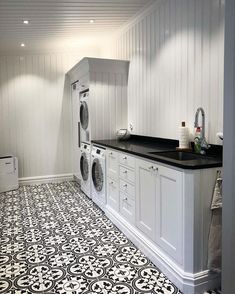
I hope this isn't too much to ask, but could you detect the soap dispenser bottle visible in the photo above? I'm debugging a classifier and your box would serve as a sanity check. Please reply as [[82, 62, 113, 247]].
[[194, 127, 202, 153]]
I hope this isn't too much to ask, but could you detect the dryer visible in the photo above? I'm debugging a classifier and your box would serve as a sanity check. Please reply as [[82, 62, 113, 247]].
[[79, 89, 90, 144], [91, 145, 106, 211], [80, 142, 91, 198]]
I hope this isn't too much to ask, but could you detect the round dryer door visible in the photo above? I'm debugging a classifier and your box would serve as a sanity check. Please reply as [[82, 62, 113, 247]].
[[80, 101, 89, 130], [92, 159, 104, 192], [80, 153, 89, 181]]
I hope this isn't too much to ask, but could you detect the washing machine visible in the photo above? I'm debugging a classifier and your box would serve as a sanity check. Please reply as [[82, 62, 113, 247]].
[[79, 89, 90, 144], [91, 145, 106, 211], [80, 142, 91, 198]]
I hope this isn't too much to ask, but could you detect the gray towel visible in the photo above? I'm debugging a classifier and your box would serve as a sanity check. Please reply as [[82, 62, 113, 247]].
[[207, 170, 222, 272], [211, 170, 222, 210]]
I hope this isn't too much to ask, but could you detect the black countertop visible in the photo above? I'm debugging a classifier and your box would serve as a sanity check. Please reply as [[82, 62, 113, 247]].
[[92, 135, 223, 170]]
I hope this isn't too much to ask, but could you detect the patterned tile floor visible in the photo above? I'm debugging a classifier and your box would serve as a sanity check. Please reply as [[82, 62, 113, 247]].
[[0, 181, 220, 294]]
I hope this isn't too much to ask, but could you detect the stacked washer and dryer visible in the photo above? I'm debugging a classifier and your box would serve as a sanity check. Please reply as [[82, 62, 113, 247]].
[[67, 57, 129, 211]]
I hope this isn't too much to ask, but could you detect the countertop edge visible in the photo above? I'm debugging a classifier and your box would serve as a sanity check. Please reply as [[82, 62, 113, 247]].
[[92, 140, 223, 170]]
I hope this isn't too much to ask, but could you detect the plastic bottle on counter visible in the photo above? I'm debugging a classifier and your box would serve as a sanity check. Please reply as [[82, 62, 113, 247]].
[[179, 121, 189, 149], [194, 127, 202, 153]]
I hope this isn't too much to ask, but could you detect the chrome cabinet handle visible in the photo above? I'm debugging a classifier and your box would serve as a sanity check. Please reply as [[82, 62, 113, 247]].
[[109, 152, 113, 156], [149, 166, 153, 170], [123, 184, 127, 188], [152, 166, 158, 171], [123, 197, 128, 201], [110, 181, 114, 185], [123, 170, 127, 174], [123, 156, 127, 160]]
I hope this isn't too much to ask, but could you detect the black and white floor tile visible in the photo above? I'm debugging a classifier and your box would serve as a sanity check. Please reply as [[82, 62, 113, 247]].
[[0, 182, 219, 294]]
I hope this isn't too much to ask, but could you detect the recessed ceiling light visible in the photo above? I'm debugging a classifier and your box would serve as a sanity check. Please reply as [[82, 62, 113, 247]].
[[89, 19, 94, 23], [23, 20, 29, 24], [21, 43, 25, 47]]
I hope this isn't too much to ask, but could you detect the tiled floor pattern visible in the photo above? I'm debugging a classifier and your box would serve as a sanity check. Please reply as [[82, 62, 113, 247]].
[[0, 181, 220, 294]]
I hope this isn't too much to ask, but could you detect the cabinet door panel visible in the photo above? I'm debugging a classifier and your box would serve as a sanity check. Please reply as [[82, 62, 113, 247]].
[[107, 178, 119, 211], [156, 166, 183, 264], [136, 159, 157, 241], [107, 149, 119, 180], [120, 192, 135, 224]]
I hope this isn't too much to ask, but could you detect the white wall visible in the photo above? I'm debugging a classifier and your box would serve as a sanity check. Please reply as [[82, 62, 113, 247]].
[[104, 0, 225, 144], [0, 49, 100, 178]]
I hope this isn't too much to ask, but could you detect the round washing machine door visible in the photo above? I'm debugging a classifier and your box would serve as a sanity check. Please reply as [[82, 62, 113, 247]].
[[92, 158, 104, 192], [80, 101, 89, 130], [80, 152, 89, 181]]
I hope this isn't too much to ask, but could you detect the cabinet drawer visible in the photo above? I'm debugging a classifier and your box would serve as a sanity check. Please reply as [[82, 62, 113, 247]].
[[107, 149, 119, 180], [119, 179, 135, 199], [119, 153, 135, 169], [119, 166, 135, 184], [107, 178, 119, 212], [0, 157, 14, 175], [120, 192, 135, 224]]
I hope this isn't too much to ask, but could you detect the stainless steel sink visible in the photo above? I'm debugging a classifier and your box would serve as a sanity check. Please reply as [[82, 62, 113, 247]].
[[149, 151, 212, 161]]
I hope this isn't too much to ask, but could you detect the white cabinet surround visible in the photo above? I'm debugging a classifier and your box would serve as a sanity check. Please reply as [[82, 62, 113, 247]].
[[105, 147, 221, 294], [67, 58, 129, 142]]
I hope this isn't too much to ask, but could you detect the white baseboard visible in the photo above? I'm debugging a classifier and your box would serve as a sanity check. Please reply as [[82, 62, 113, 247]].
[[105, 206, 220, 294], [19, 173, 73, 186], [73, 175, 81, 185]]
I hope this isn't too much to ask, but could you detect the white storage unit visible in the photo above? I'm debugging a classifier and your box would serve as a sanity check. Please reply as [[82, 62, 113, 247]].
[[67, 57, 129, 143], [0, 156, 18, 193], [71, 81, 81, 182], [105, 148, 221, 294], [106, 148, 136, 225]]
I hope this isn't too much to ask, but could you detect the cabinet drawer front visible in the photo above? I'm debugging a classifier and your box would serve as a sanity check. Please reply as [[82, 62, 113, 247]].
[[119, 166, 135, 184], [0, 158, 14, 174], [119, 153, 135, 169], [120, 192, 135, 224], [107, 178, 119, 212], [119, 179, 135, 198], [107, 149, 119, 180]]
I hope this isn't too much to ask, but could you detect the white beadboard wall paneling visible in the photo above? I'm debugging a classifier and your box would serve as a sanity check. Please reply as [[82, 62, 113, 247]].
[[108, 0, 224, 144], [0, 49, 100, 178]]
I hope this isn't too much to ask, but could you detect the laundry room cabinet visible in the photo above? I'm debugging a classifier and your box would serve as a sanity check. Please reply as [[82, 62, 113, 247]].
[[104, 148, 221, 294], [136, 158, 183, 263], [67, 57, 130, 143]]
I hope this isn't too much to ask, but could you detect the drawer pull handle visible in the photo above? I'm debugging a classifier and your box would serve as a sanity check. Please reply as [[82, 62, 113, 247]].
[[110, 181, 114, 185], [5, 162, 11, 165], [109, 152, 113, 155], [152, 167, 158, 171], [149, 166, 153, 170], [123, 170, 127, 174], [123, 197, 128, 201], [123, 184, 128, 188], [123, 156, 127, 160]]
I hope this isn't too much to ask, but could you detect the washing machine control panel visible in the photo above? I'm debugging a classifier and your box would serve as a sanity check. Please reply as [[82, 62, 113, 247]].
[[92, 146, 106, 158]]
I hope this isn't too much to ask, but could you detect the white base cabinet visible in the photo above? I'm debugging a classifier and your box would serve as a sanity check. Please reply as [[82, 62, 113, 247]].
[[136, 159, 157, 241], [105, 147, 221, 294], [136, 158, 183, 264]]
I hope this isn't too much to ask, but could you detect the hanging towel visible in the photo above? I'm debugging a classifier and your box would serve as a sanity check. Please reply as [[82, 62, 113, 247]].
[[211, 170, 222, 210], [207, 170, 222, 272]]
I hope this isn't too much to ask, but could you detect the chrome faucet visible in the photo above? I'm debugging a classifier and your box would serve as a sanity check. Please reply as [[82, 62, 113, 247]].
[[194, 107, 210, 154]]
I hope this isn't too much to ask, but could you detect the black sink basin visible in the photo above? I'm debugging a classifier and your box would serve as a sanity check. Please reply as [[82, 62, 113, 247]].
[[149, 151, 212, 161]]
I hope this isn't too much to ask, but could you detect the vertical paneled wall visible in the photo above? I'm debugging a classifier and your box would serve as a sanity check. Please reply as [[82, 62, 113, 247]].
[[109, 0, 225, 144], [0, 50, 100, 178]]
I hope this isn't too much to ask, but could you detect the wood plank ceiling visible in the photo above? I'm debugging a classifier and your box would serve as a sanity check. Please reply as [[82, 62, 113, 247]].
[[0, 0, 153, 52]]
